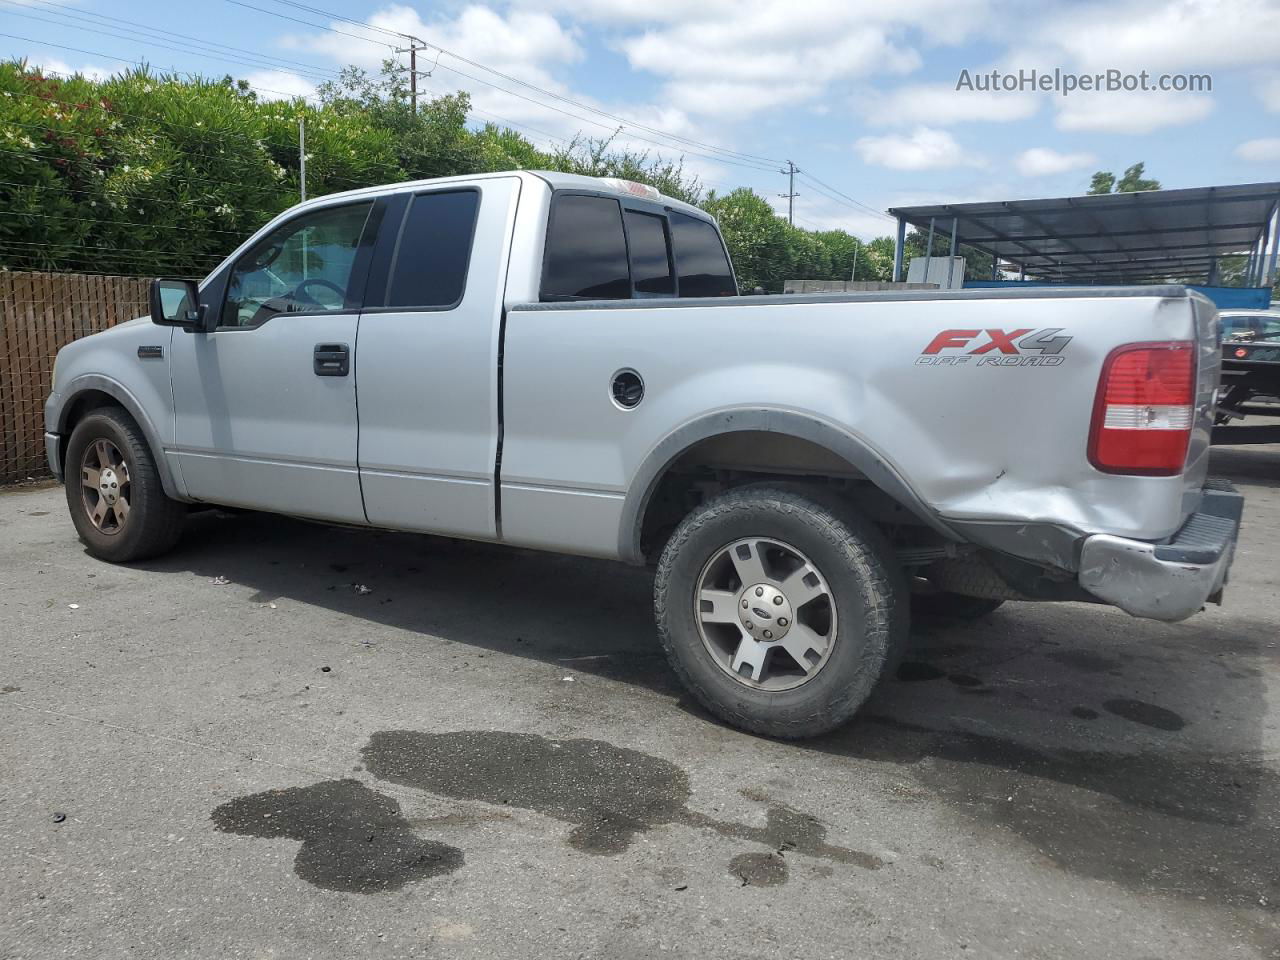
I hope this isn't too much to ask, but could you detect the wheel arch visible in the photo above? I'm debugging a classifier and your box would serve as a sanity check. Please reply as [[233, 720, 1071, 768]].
[[53, 375, 183, 499], [619, 408, 957, 564]]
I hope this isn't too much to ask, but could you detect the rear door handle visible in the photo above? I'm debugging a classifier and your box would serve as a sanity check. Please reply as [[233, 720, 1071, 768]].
[[314, 343, 350, 377]]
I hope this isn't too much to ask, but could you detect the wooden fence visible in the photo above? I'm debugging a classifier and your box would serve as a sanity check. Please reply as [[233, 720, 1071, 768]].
[[0, 270, 150, 484]]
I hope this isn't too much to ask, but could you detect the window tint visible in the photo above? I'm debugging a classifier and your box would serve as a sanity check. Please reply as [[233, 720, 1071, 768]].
[[670, 212, 735, 297], [542, 194, 630, 300], [222, 202, 372, 328], [387, 190, 479, 308], [625, 210, 674, 295]]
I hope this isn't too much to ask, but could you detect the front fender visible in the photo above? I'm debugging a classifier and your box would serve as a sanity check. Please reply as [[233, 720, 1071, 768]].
[[48, 372, 185, 500]]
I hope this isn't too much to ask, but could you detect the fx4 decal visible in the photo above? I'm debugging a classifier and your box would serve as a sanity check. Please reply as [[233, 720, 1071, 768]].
[[916, 328, 1072, 367]]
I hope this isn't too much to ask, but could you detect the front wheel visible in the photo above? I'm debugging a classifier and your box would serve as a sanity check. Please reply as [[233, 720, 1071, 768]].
[[654, 485, 907, 739], [64, 406, 186, 563]]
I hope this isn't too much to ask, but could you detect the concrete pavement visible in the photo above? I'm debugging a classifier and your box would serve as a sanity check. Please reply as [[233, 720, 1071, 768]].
[[2, 446, 1278, 959]]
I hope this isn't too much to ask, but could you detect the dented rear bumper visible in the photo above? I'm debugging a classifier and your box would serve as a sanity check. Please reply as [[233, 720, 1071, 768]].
[[1078, 479, 1243, 622]]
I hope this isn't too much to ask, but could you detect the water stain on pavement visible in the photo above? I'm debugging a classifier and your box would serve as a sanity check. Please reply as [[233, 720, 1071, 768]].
[[211, 779, 462, 893], [819, 715, 1279, 912], [730, 851, 787, 886], [361, 730, 881, 875], [1102, 698, 1186, 731]]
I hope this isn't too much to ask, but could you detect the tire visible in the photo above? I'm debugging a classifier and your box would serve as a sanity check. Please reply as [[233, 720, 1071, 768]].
[[654, 485, 908, 739], [911, 592, 1005, 620], [64, 406, 185, 563]]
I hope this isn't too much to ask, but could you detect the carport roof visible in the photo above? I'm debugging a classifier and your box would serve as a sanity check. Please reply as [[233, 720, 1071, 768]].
[[888, 181, 1280, 283]]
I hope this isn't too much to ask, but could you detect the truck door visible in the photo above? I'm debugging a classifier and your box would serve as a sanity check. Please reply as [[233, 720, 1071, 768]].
[[355, 176, 521, 538], [169, 199, 377, 522]]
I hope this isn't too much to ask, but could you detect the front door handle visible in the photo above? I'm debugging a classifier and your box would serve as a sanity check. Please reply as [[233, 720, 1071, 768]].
[[314, 343, 350, 377]]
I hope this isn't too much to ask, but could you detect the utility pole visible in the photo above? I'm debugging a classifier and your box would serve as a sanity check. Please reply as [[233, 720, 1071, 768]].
[[779, 160, 798, 226], [395, 39, 430, 113], [298, 116, 306, 202]]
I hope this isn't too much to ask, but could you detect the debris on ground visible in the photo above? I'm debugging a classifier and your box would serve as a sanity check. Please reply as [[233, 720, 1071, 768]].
[[210, 576, 230, 585], [354, 584, 372, 595]]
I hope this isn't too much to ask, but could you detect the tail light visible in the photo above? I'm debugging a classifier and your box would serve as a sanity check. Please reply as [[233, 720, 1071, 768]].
[[1088, 341, 1196, 476]]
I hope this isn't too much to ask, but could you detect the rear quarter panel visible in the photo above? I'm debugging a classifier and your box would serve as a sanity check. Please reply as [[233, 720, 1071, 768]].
[[500, 292, 1205, 560]]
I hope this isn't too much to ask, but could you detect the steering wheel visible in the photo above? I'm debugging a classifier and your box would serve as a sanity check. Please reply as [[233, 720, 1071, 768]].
[[293, 277, 346, 306], [246, 277, 347, 326]]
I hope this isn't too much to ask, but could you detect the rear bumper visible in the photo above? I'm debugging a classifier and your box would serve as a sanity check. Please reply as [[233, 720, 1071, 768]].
[[1078, 479, 1243, 622]]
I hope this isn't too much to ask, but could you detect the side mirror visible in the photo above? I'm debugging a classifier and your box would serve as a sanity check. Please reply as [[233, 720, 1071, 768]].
[[149, 278, 204, 330]]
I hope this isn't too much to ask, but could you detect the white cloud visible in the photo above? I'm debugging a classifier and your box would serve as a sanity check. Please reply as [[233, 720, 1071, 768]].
[[1235, 138, 1280, 164], [864, 82, 1038, 126], [560, 0, 1001, 118], [625, 24, 920, 118], [294, 4, 581, 76], [25, 56, 114, 83], [1054, 91, 1212, 133], [243, 70, 316, 102], [1013, 147, 1096, 176], [854, 126, 982, 171], [1029, 0, 1280, 72]]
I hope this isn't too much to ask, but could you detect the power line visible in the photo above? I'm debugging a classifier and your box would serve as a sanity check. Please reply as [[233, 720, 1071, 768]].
[[797, 170, 892, 221], [10, 0, 346, 80], [0, 2, 342, 85], [0, 32, 329, 104], [228, 0, 784, 172]]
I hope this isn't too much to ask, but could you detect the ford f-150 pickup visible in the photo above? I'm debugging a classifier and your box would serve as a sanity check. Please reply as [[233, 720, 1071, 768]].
[[45, 170, 1244, 738]]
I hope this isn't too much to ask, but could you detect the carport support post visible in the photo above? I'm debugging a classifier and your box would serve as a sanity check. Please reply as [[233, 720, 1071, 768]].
[[925, 217, 936, 286], [892, 217, 905, 282], [947, 216, 958, 289], [1266, 201, 1280, 288]]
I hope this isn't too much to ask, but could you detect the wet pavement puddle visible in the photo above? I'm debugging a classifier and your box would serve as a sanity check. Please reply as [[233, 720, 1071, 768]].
[[213, 730, 880, 892], [211, 779, 463, 893]]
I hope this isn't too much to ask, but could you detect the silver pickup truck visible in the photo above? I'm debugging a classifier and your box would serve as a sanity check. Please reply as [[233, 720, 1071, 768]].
[[46, 171, 1243, 738]]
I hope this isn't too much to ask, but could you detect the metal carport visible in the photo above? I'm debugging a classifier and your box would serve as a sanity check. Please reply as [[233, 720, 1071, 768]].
[[887, 181, 1280, 288]]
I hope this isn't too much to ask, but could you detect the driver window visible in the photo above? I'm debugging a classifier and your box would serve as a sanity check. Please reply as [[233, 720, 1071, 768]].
[[221, 202, 373, 328]]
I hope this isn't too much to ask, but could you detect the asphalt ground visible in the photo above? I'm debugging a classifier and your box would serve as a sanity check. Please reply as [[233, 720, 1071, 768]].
[[2, 445, 1278, 959]]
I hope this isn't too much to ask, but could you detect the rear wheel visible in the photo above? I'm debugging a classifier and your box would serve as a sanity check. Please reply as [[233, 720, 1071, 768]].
[[654, 485, 907, 739], [64, 407, 185, 562]]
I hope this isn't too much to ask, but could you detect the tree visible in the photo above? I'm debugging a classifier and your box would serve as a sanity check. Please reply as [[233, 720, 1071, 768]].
[[1087, 162, 1160, 195], [700, 188, 789, 291], [0, 57, 886, 291], [1087, 171, 1116, 195]]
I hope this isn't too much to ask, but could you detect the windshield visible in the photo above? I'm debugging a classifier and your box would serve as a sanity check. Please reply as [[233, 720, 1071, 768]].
[[1221, 314, 1280, 343]]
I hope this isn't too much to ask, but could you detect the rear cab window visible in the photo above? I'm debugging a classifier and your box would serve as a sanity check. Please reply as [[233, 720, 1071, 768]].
[[542, 194, 631, 300], [385, 189, 480, 309], [669, 212, 736, 297], [540, 191, 735, 301]]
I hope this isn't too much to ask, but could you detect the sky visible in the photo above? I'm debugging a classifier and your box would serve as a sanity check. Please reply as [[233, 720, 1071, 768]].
[[3, 0, 1280, 239]]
